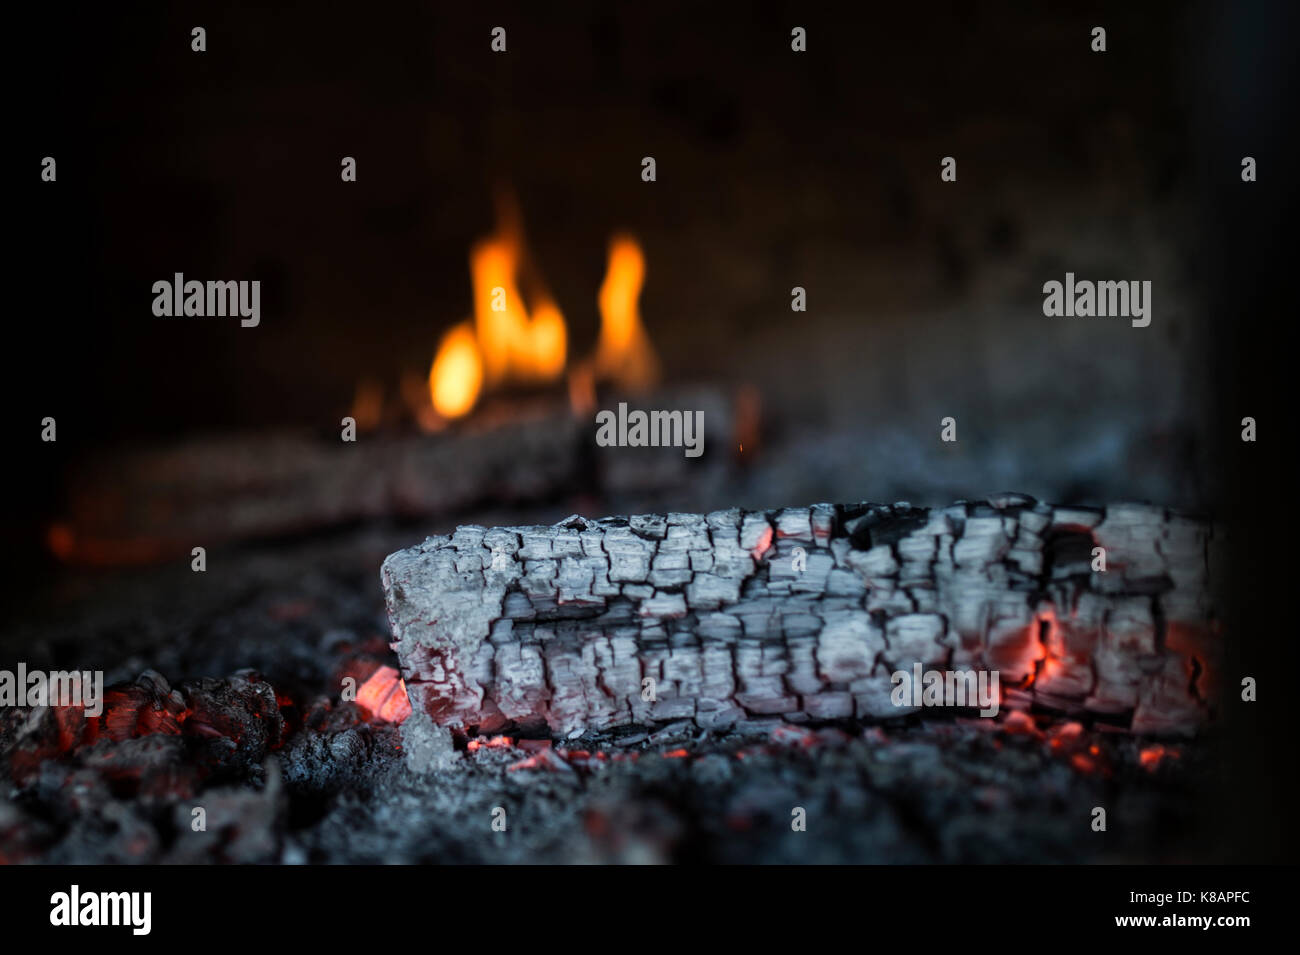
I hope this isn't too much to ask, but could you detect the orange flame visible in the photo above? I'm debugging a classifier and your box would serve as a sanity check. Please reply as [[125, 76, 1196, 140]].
[[594, 233, 659, 391], [429, 322, 483, 419], [526, 300, 567, 380], [428, 201, 570, 419], [470, 231, 528, 384], [425, 202, 658, 421]]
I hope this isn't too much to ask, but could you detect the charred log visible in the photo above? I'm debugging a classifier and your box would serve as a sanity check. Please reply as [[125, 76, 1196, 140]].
[[383, 496, 1219, 767], [51, 387, 733, 565]]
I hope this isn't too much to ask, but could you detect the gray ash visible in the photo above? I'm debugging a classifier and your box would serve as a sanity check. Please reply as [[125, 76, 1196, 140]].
[[0, 523, 1208, 864]]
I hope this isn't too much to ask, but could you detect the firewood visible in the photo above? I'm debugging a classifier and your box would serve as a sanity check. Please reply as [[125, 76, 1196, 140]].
[[52, 387, 733, 564], [382, 496, 1219, 767]]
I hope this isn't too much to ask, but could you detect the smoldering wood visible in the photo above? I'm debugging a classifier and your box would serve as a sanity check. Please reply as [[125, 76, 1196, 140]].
[[1, 510, 1219, 864], [383, 496, 1219, 765], [54, 388, 733, 564]]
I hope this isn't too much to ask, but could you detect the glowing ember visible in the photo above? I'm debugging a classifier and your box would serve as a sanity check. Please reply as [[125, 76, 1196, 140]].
[[45, 524, 171, 567], [1047, 721, 1085, 750], [1070, 753, 1098, 774], [1139, 744, 1177, 771], [733, 384, 761, 458], [770, 724, 818, 748], [355, 666, 411, 724], [1001, 710, 1040, 736], [1023, 607, 1081, 693], [507, 749, 571, 772]]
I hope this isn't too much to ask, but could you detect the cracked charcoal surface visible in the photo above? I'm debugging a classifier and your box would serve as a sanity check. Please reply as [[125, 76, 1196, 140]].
[[384, 497, 1220, 755]]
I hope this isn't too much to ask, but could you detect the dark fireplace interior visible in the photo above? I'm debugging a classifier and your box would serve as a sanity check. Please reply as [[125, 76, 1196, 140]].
[[3, 1, 1295, 865]]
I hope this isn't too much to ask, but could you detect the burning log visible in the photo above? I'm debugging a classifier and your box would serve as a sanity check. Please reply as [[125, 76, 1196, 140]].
[[383, 496, 1219, 768], [49, 387, 733, 564], [49, 206, 716, 566]]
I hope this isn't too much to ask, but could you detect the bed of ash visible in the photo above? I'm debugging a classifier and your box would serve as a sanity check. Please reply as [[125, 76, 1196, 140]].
[[1, 521, 1204, 864]]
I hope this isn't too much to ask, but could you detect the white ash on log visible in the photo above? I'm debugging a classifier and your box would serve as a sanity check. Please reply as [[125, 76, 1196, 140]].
[[382, 496, 1220, 768]]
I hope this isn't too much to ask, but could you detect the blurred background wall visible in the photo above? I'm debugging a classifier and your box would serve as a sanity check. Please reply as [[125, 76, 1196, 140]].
[[7, 0, 1285, 563]]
